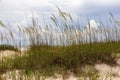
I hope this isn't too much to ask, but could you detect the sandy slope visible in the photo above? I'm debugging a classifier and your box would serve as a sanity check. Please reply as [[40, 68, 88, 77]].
[[0, 50, 19, 60], [0, 50, 120, 80], [0, 50, 27, 60]]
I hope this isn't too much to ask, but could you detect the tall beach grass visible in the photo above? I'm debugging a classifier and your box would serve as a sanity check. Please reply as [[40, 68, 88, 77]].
[[0, 7, 120, 79]]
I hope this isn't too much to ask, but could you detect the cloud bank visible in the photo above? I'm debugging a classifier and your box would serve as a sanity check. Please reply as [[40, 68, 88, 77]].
[[0, 0, 120, 26], [0, 0, 120, 15]]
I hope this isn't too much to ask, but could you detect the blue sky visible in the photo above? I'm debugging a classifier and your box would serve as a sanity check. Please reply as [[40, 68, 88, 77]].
[[0, 0, 120, 25]]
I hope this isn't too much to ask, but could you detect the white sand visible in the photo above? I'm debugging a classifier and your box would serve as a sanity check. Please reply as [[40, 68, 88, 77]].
[[0, 50, 19, 60]]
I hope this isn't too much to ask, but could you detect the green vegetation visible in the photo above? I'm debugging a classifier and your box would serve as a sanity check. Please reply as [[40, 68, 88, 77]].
[[0, 42, 120, 77], [0, 44, 18, 52]]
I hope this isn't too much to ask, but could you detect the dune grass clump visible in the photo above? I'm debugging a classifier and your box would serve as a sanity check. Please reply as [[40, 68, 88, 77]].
[[0, 41, 119, 77], [0, 45, 18, 52]]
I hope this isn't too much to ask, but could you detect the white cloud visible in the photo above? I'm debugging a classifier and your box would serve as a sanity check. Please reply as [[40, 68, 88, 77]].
[[86, 19, 99, 30], [86, 0, 120, 6], [49, 0, 83, 7], [0, 0, 120, 15], [0, 0, 120, 26], [58, 0, 120, 14], [0, 0, 51, 7]]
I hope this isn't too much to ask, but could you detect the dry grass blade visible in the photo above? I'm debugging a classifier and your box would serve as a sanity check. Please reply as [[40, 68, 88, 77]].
[[32, 18, 36, 27], [10, 31, 14, 39], [68, 13, 73, 22], [0, 20, 5, 27], [51, 13, 58, 26], [18, 25, 22, 32], [56, 6, 67, 20], [109, 12, 114, 19], [56, 6, 62, 13], [60, 12, 67, 20], [45, 25, 49, 31]]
